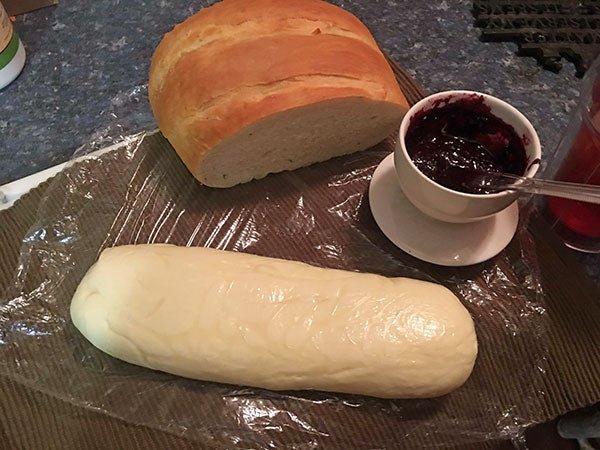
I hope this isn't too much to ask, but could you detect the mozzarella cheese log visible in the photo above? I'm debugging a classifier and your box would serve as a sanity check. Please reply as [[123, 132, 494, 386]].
[[70, 245, 477, 398]]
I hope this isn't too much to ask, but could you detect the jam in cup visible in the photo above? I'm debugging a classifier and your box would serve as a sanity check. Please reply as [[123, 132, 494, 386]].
[[395, 91, 541, 224]]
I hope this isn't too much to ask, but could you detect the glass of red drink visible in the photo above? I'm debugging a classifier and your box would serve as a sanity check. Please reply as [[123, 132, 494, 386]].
[[546, 57, 600, 253]]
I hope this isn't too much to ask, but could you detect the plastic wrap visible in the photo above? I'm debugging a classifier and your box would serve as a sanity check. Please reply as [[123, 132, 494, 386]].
[[0, 129, 555, 448]]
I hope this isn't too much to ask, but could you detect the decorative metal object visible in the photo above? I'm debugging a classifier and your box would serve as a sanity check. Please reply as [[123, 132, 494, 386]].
[[473, 1, 600, 76]]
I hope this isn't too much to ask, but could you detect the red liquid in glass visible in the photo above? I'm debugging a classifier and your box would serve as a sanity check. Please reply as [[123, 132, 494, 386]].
[[547, 109, 600, 239]]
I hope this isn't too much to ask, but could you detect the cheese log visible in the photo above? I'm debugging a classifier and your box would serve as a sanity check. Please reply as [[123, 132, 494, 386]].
[[148, 0, 408, 188], [70, 245, 477, 399]]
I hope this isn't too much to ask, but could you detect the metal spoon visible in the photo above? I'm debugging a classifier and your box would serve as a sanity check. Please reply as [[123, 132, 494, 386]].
[[471, 172, 600, 204]]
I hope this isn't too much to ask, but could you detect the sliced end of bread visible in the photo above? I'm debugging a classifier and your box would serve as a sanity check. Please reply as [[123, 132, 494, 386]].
[[193, 97, 404, 188]]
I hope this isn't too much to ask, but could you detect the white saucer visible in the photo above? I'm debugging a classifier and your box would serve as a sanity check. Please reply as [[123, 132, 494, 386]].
[[368, 154, 519, 266]]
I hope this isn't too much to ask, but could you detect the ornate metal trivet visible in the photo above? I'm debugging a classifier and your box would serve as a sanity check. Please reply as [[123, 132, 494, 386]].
[[473, 1, 600, 76]]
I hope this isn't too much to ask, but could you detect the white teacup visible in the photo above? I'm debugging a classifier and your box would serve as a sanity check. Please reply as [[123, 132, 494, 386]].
[[394, 90, 542, 223]]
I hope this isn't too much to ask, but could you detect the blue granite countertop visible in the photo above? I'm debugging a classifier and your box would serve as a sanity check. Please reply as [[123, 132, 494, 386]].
[[1, 0, 598, 285]]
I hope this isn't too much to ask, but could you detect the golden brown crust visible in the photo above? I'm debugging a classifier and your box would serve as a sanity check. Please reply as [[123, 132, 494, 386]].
[[176, 0, 371, 32], [149, 0, 379, 93], [154, 33, 406, 135]]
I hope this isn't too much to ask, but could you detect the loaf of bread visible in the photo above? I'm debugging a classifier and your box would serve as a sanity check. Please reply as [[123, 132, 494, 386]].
[[148, 0, 408, 187], [71, 245, 478, 398]]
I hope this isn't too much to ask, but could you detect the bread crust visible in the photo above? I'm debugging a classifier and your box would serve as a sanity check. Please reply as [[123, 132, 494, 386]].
[[149, 0, 380, 93]]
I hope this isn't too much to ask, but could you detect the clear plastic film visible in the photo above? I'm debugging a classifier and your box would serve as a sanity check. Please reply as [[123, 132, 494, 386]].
[[0, 129, 558, 448]]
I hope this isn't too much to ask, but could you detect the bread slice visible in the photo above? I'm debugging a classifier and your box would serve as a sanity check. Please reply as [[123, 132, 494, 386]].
[[198, 97, 404, 187], [149, 0, 408, 187]]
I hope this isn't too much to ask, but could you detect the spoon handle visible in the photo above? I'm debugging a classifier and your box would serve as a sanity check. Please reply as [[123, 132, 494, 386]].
[[499, 176, 600, 205]]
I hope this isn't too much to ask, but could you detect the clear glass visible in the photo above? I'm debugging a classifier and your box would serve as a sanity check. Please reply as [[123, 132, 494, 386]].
[[544, 55, 600, 253]]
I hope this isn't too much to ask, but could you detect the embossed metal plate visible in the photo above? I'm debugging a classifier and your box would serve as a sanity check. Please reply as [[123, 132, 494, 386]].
[[473, 1, 600, 76]]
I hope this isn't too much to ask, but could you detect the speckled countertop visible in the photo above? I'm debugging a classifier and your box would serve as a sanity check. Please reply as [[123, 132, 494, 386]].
[[0, 0, 598, 284]]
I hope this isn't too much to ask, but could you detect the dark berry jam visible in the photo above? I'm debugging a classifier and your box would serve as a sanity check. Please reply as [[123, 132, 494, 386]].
[[405, 95, 528, 194]]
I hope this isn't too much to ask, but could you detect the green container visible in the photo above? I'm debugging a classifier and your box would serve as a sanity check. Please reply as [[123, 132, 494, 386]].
[[0, 3, 25, 89]]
